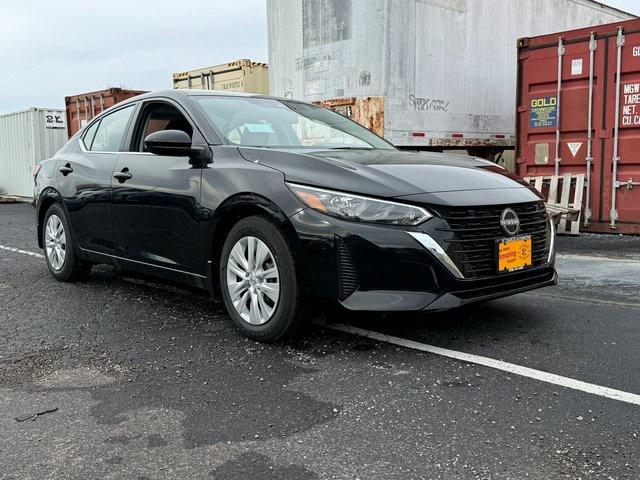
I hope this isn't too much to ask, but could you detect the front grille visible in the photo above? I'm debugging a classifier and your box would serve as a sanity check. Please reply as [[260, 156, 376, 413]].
[[434, 202, 550, 279]]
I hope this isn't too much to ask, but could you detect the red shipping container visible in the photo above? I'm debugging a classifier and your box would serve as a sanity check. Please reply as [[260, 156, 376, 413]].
[[517, 19, 640, 234], [65, 88, 147, 138]]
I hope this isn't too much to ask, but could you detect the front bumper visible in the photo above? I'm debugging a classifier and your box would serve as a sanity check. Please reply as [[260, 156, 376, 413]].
[[289, 208, 557, 312]]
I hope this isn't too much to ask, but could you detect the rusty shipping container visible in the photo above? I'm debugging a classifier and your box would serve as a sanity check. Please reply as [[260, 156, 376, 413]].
[[314, 97, 385, 137], [267, 0, 632, 157], [65, 88, 147, 137], [517, 18, 640, 234], [172, 59, 269, 94]]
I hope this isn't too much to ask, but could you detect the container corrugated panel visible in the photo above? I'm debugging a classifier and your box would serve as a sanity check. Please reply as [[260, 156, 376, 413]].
[[517, 18, 640, 235], [172, 59, 269, 94], [0, 108, 68, 198], [267, 0, 633, 150], [65, 88, 147, 138]]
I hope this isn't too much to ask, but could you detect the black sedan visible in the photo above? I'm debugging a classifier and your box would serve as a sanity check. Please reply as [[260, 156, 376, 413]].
[[34, 90, 557, 341]]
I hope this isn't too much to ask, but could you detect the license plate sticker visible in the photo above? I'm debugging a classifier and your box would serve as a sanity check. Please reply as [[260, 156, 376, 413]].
[[497, 235, 533, 273]]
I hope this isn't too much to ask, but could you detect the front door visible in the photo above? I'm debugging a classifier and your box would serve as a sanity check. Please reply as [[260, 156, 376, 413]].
[[110, 100, 204, 276]]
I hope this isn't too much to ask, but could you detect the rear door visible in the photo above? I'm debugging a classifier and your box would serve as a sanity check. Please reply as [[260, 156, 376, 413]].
[[110, 98, 204, 276], [58, 104, 136, 255]]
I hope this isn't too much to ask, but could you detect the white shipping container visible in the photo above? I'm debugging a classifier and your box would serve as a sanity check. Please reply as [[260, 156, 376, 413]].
[[267, 0, 634, 152], [0, 108, 68, 199]]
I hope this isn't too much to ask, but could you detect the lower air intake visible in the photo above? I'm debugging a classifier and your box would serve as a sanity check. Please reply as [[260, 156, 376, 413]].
[[336, 237, 359, 300]]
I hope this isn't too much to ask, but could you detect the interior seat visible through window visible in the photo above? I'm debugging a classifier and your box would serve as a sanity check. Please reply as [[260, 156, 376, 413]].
[[134, 103, 194, 152]]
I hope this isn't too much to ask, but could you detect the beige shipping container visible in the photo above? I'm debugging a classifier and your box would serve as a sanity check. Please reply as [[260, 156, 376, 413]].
[[172, 59, 269, 94]]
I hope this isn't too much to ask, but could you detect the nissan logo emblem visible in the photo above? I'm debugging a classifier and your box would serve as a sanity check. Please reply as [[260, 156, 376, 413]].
[[500, 208, 520, 236]]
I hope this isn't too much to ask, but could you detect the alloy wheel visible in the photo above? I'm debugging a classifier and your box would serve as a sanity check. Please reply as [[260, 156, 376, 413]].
[[226, 236, 280, 325], [45, 214, 66, 271]]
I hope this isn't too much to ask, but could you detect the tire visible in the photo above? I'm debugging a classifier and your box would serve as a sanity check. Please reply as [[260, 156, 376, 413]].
[[219, 215, 303, 342], [43, 203, 92, 282]]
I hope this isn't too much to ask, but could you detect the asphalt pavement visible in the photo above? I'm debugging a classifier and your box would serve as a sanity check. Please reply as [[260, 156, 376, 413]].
[[1, 202, 639, 479]]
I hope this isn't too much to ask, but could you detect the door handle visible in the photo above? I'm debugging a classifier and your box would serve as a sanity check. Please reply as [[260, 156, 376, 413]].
[[113, 168, 132, 183], [59, 163, 73, 176]]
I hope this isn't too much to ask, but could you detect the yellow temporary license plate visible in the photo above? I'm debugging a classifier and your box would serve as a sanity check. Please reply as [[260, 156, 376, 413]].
[[497, 236, 532, 273]]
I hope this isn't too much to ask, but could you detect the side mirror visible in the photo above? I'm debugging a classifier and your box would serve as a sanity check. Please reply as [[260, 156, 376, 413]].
[[144, 130, 193, 157]]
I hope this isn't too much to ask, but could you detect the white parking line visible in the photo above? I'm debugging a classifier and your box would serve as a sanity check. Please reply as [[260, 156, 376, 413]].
[[0, 245, 44, 259], [329, 323, 640, 407]]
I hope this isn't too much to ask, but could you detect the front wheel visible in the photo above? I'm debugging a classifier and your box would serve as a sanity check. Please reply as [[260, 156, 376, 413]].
[[219, 216, 303, 342]]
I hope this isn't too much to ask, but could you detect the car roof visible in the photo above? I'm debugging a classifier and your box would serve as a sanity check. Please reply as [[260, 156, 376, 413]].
[[125, 89, 297, 103], [78, 89, 308, 144], [78, 89, 313, 144]]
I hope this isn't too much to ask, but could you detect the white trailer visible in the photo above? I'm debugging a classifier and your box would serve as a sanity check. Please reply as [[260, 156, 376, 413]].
[[267, 0, 633, 156], [0, 108, 68, 199]]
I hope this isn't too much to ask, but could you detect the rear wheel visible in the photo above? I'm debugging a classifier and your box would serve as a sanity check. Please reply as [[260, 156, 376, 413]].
[[219, 216, 303, 342], [43, 204, 92, 281]]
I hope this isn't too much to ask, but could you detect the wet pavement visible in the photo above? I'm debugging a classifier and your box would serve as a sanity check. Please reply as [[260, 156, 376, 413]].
[[1, 203, 639, 479]]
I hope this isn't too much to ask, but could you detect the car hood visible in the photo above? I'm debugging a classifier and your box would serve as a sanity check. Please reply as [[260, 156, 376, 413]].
[[238, 148, 540, 202]]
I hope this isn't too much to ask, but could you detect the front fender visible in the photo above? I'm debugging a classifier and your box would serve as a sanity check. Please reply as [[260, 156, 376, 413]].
[[203, 192, 303, 300]]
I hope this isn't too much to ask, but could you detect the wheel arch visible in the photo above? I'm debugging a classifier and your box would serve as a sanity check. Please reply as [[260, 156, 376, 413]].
[[36, 188, 64, 248], [208, 193, 300, 299]]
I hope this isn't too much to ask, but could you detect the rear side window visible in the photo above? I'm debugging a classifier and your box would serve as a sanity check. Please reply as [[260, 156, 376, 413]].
[[90, 105, 135, 152], [82, 120, 100, 150]]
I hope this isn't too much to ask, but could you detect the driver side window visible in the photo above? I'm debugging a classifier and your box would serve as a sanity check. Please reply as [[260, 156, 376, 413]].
[[132, 102, 194, 152]]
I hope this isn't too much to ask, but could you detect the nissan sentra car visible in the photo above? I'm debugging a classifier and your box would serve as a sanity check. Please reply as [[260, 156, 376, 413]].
[[34, 90, 557, 341]]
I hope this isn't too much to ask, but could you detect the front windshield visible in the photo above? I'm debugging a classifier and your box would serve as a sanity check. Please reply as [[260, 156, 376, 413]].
[[197, 96, 394, 150]]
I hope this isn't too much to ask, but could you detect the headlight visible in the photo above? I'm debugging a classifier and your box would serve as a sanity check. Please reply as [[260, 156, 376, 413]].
[[287, 183, 432, 226]]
